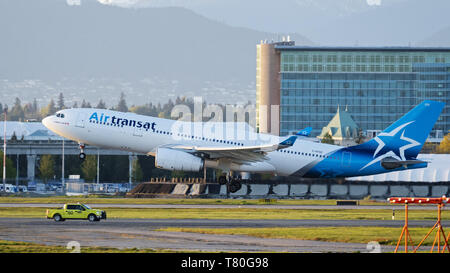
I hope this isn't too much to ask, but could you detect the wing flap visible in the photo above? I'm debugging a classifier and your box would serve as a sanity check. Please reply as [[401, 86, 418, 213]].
[[169, 135, 297, 163]]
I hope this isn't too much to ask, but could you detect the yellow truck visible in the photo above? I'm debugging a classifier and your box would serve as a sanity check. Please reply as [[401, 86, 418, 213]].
[[46, 203, 106, 222]]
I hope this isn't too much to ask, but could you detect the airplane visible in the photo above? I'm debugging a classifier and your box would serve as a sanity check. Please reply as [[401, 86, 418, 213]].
[[296, 127, 312, 137], [42, 100, 445, 193]]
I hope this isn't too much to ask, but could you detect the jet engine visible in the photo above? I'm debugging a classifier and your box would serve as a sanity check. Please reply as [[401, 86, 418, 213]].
[[155, 148, 203, 172]]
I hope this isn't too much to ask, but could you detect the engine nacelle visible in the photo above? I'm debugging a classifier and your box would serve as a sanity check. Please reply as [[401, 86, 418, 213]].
[[155, 148, 203, 172]]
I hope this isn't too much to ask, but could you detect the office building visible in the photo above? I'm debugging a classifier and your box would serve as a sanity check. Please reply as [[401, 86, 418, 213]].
[[256, 40, 450, 139]]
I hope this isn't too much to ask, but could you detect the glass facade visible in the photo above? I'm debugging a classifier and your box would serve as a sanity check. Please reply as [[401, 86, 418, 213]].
[[276, 48, 450, 137]]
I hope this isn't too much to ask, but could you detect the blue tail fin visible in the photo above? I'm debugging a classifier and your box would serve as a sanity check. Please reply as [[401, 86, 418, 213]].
[[296, 127, 312, 137], [352, 100, 445, 160]]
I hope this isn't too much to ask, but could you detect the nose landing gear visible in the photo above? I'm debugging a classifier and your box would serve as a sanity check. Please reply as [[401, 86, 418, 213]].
[[79, 143, 86, 160]]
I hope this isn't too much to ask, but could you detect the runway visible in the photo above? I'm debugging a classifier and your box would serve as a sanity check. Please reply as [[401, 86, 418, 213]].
[[0, 218, 444, 253]]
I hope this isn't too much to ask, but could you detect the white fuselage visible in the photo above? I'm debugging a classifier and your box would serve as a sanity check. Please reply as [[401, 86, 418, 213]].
[[43, 108, 343, 176]]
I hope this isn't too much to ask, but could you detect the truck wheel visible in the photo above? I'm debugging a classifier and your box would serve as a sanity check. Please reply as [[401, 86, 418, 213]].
[[54, 214, 63, 222], [88, 214, 98, 222]]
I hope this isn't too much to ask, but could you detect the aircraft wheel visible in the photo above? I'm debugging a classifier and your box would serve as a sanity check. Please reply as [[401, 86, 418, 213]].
[[79, 152, 86, 160], [228, 180, 242, 193], [218, 175, 227, 185]]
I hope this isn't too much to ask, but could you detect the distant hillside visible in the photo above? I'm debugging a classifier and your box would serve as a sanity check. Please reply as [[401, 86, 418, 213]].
[[0, 0, 312, 84], [125, 0, 450, 47], [312, 0, 450, 46]]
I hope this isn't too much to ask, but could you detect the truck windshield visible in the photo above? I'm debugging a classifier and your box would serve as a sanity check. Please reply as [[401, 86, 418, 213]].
[[83, 204, 91, 209]]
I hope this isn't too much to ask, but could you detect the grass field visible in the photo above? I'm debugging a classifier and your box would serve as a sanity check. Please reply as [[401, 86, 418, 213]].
[[0, 206, 448, 220], [1, 196, 449, 253]]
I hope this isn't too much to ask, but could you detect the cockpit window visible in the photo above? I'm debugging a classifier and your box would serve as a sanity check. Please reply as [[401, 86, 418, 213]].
[[56, 113, 65, 118]]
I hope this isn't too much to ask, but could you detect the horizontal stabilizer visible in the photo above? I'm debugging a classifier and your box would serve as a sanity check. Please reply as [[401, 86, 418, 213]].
[[380, 157, 427, 170]]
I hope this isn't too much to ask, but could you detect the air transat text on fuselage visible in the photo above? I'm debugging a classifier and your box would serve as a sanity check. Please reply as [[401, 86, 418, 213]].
[[89, 112, 156, 132]]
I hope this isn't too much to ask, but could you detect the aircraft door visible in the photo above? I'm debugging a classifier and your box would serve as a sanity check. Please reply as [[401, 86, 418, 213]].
[[75, 112, 87, 128], [133, 126, 143, 137], [341, 151, 352, 167]]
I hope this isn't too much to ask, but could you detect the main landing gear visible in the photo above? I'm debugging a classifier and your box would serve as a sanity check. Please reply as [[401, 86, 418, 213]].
[[218, 174, 242, 193], [79, 143, 86, 160]]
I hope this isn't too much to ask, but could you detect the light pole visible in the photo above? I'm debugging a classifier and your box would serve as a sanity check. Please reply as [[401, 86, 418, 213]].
[[62, 138, 65, 192], [2, 111, 7, 193], [96, 148, 99, 185]]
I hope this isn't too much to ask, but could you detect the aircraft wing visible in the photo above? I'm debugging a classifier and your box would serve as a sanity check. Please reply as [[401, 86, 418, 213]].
[[160, 135, 297, 163]]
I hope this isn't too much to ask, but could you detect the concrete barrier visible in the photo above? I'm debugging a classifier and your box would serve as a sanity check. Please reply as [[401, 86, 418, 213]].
[[219, 185, 228, 195], [431, 186, 448, 197], [369, 185, 388, 198], [189, 184, 207, 195], [290, 184, 309, 197], [272, 184, 289, 196], [390, 185, 410, 197], [172, 184, 190, 195], [249, 184, 269, 196], [129, 181, 449, 199], [349, 185, 368, 198], [411, 186, 429, 197], [329, 185, 348, 197], [310, 184, 328, 197]]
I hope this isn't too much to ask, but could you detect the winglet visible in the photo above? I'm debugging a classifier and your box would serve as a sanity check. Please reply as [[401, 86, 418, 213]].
[[278, 135, 297, 148], [296, 127, 312, 137]]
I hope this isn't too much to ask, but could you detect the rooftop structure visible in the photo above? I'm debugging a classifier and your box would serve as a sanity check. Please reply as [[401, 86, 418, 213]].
[[318, 105, 360, 146]]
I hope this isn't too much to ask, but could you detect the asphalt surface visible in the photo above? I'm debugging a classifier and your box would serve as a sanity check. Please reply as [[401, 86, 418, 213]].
[[1, 202, 447, 252], [0, 217, 444, 253]]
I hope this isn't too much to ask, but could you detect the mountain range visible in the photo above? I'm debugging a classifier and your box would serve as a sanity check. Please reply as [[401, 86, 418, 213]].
[[0, 0, 448, 108], [97, 0, 450, 46], [0, 0, 311, 84]]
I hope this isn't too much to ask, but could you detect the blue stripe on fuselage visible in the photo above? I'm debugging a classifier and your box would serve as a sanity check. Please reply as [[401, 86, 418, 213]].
[[302, 147, 427, 178]]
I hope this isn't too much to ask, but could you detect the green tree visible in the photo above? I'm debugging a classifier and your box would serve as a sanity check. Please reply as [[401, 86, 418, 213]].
[[321, 132, 335, 145], [0, 151, 17, 179], [436, 133, 450, 154], [41, 99, 57, 118], [81, 155, 97, 182], [96, 99, 107, 109], [116, 92, 128, 112], [81, 99, 91, 108], [9, 97, 25, 121], [57, 93, 65, 110], [39, 155, 55, 182], [23, 101, 39, 121]]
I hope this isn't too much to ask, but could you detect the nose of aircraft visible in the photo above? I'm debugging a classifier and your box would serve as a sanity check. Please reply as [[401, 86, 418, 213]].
[[42, 116, 51, 129]]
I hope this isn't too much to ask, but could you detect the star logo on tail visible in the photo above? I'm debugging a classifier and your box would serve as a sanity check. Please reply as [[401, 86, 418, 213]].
[[360, 121, 420, 171]]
